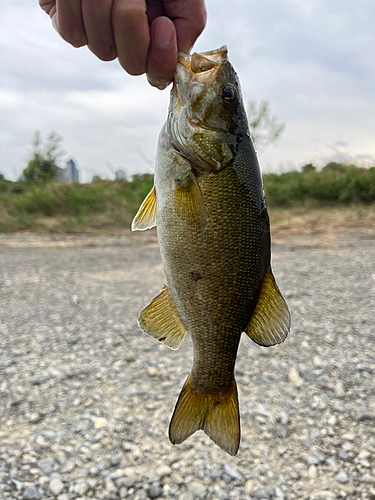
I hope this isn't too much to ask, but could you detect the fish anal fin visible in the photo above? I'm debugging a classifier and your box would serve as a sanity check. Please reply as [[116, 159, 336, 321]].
[[138, 285, 187, 350], [174, 172, 207, 227], [169, 375, 240, 456], [245, 264, 291, 347], [131, 186, 157, 231]]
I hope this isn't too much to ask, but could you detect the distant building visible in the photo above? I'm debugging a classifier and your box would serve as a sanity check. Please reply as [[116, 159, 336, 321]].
[[57, 159, 80, 182], [115, 169, 126, 180]]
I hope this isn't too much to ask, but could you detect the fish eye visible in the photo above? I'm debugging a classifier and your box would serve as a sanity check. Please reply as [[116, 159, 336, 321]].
[[221, 84, 237, 103]]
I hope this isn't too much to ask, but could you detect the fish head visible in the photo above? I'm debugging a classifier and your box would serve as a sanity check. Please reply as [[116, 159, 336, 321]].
[[168, 46, 249, 174]]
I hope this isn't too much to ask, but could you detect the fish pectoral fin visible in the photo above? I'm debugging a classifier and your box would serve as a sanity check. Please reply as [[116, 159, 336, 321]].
[[244, 264, 291, 347], [138, 285, 187, 350], [169, 375, 240, 456], [131, 186, 157, 231], [174, 172, 207, 227]]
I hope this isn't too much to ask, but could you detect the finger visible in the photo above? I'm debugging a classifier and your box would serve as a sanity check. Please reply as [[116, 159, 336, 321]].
[[147, 16, 177, 89], [163, 0, 207, 53], [55, 0, 87, 47], [39, 0, 57, 17], [81, 0, 117, 61], [112, 0, 150, 76]]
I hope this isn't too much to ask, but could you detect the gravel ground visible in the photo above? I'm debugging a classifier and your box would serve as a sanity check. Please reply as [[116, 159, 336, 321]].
[[0, 228, 374, 500]]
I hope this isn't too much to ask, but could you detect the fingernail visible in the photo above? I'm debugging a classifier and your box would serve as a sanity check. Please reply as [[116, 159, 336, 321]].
[[147, 75, 171, 90], [154, 21, 173, 49], [72, 28, 82, 43]]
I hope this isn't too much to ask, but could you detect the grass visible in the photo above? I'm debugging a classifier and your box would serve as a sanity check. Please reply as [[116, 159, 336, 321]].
[[0, 165, 374, 234]]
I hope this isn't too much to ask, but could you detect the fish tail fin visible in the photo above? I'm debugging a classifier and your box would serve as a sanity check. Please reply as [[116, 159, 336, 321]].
[[169, 374, 240, 456]]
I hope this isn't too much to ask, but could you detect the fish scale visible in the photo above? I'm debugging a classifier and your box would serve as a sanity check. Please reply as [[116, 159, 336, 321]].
[[132, 46, 290, 455]]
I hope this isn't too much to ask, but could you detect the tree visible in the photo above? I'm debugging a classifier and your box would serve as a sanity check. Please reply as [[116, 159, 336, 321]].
[[247, 100, 285, 154], [0, 173, 4, 180], [22, 131, 64, 182], [302, 163, 316, 173]]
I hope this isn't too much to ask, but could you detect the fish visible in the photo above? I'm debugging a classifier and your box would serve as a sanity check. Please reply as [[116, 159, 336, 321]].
[[131, 46, 290, 456]]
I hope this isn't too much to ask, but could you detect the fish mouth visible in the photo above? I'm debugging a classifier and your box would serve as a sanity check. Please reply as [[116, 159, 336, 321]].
[[178, 45, 228, 78]]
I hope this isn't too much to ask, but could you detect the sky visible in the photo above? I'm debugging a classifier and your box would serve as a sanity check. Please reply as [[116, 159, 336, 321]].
[[1, 0, 375, 182]]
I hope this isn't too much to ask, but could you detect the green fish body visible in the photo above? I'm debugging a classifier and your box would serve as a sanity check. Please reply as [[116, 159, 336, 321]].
[[132, 46, 290, 455]]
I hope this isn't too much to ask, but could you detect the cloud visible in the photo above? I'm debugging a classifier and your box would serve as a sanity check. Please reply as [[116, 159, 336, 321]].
[[1, 0, 375, 180]]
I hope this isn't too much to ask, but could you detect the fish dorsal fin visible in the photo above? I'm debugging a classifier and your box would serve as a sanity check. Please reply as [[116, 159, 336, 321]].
[[174, 172, 207, 227], [138, 285, 187, 350], [131, 186, 157, 231], [244, 265, 290, 347]]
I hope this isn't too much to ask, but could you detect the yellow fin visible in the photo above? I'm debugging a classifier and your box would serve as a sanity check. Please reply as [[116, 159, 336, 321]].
[[174, 173, 207, 227], [244, 264, 290, 347], [131, 186, 157, 231], [138, 285, 187, 350], [169, 375, 240, 456]]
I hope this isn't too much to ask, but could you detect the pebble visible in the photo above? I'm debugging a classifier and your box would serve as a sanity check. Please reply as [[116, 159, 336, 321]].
[[179, 493, 193, 500], [94, 417, 108, 429], [288, 368, 300, 383], [155, 465, 172, 477], [148, 481, 162, 499], [252, 490, 270, 499], [223, 463, 242, 480], [188, 481, 207, 499], [335, 471, 349, 483], [1, 230, 374, 500], [75, 481, 89, 496], [334, 381, 345, 397], [308, 464, 317, 479], [22, 487, 43, 500], [50, 477, 64, 496], [362, 474, 375, 484]]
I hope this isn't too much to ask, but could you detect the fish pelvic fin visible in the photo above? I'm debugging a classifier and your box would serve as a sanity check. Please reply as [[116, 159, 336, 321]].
[[174, 172, 207, 228], [244, 264, 291, 347], [169, 374, 240, 456], [131, 186, 157, 231], [138, 285, 187, 350]]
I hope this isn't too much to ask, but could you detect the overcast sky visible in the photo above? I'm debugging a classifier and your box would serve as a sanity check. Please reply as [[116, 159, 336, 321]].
[[1, 0, 375, 181]]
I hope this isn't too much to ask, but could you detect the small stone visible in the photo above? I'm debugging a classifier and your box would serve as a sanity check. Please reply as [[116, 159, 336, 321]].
[[105, 478, 117, 493], [358, 450, 371, 460], [62, 460, 75, 473], [363, 474, 375, 484], [147, 367, 159, 377], [76, 481, 89, 496], [308, 465, 317, 479], [288, 368, 300, 383], [335, 471, 349, 483], [334, 381, 345, 398], [311, 491, 336, 500], [155, 465, 172, 478], [125, 351, 136, 362], [327, 415, 337, 426], [57, 495, 70, 500], [313, 355, 323, 366], [122, 474, 138, 487], [179, 493, 193, 500], [223, 463, 242, 480], [50, 478, 64, 496], [94, 417, 108, 429], [37, 458, 56, 474], [148, 482, 162, 499], [356, 406, 374, 421], [23, 487, 43, 500], [245, 479, 255, 494], [188, 481, 207, 499], [253, 490, 270, 500], [28, 412, 42, 424]]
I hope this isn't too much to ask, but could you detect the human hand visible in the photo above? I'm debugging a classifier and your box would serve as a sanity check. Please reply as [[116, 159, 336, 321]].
[[39, 0, 206, 89]]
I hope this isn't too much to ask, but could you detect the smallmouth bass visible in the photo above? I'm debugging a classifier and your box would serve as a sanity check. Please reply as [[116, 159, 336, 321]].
[[132, 46, 290, 456]]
